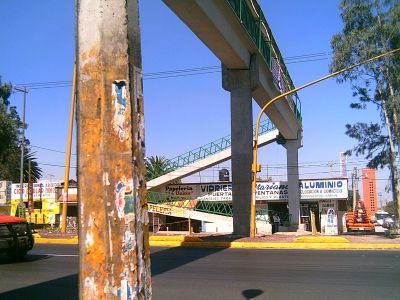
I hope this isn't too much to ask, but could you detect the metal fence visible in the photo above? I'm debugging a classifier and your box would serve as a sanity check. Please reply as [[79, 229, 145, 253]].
[[147, 119, 276, 180], [225, 0, 302, 123]]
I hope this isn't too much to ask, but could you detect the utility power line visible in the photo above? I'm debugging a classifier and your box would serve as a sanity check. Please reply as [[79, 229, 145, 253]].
[[31, 145, 77, 155], [34, 142, 371, 169], [15, 51, 332, 90]]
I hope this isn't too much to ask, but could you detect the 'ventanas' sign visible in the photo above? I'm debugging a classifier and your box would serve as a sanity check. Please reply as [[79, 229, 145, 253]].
[[165, 179, 348, 202]]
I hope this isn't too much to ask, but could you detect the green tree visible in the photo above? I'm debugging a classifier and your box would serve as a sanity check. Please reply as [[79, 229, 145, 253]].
[[382, 200, 397, 215], [145, 156, 173, 181], [0, 80, 42, 182], [330, 0, 400, 219]]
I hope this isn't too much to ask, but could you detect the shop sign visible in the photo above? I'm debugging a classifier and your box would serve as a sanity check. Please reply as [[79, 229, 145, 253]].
[[28, 182, 34, 213], [320, 206, 339, 235], [198, 184, 232, 202], [320, 199, 336, 211], [166, 179, 348, 202], [0, 181, 11, 192], [254, 182, 288, 200], [165, 185, 195, 197], [148, 203, 172, 215], [11, 181, 61, 200], [325, 208, 338, 235], [300, 179, 347, 200], [0, 181, 11, 204]]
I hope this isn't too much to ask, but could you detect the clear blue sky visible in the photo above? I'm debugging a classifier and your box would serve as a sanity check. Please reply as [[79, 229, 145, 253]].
[[0, 0, 391, 204]]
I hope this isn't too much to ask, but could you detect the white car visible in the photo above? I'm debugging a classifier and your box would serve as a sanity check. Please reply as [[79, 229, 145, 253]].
[[374, 211, 395, 228]]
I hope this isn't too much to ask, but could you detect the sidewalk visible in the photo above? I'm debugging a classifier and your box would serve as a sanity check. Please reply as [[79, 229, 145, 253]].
[[34, 230, 400, 250]]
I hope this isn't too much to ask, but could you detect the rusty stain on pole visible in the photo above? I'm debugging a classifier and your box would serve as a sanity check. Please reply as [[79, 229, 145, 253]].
[[77, 0, 151, 299]]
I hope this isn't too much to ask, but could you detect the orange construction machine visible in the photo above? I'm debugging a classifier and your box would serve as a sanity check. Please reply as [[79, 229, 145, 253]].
[[346, 200, 375, 232]]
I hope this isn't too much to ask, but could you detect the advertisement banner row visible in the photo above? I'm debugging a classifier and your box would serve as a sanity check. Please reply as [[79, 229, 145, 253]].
[[164, 179, 348, 202], [0, 181, 12, 204], [10, 181, 62, 201]]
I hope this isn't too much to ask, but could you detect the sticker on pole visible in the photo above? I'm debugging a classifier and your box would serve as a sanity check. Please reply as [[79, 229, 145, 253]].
[[112, 80, 130, 141]]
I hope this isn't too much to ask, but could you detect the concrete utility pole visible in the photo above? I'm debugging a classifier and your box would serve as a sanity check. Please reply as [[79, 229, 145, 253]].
[[14, 86, 28, 218], [352, 167, 358, 211], [77, 1, 151, 299]]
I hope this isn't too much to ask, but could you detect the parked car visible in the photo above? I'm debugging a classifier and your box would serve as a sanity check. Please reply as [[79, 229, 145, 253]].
[[0, 216, 35, 258]]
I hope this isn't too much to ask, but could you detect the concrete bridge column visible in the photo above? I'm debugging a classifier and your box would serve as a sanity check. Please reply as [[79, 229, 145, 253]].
[[222, 56, 259, 236], [283, 131, 303, 230]]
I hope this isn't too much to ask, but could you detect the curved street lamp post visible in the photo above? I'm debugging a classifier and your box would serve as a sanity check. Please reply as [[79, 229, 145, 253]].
[[250, 48, 400, 238]]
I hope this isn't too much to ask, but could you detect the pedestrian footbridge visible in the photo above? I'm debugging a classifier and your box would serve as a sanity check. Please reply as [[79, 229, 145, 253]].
[[146, 119, 279, 233], [147, 191, 272, 233], [147, 120, 278, 189], [149, 0, 303, 233]]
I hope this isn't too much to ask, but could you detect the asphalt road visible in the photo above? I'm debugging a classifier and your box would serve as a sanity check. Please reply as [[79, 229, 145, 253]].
[[0, 245, 399, 300]]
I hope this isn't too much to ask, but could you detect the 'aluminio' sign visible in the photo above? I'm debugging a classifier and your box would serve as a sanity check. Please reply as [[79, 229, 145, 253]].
[[165, 179, 348, 202]]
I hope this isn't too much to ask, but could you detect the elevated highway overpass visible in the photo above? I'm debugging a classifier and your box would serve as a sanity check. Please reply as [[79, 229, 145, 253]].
[[163, 0, 302, 139]]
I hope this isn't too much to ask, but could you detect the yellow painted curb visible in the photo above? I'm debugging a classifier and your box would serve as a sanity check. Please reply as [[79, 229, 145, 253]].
[[35, 237, 78, 245], [149, 236, 203, 242], [149, 241, 400, 250], [32, 236, 400, 250], [295, 236, 349, 243]]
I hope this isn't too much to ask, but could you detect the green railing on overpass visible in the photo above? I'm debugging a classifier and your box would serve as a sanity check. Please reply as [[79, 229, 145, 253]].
[[225, 0, 302, 123], [147, 119, 277, 180], [147, 191, 233, 217], [165, 119, 276, 171], [148, 191, 291, 223], [195, 202, 233, 217]]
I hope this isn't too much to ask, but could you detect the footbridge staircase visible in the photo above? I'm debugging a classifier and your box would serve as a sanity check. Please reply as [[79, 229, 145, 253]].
[[147, 120, 278, 189], [146, 119, 279, 233]]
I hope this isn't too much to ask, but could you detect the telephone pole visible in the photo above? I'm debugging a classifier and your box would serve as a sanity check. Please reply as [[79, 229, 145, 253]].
[[60, 64, 77, 234], [352, 167, 358, 210], [77, 0, 151, 298], [14, 86, 28, 218]]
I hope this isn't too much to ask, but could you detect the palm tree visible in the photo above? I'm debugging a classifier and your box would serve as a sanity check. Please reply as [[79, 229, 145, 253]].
[[145, 156, 173, 181], [22, 151, 42, 182]]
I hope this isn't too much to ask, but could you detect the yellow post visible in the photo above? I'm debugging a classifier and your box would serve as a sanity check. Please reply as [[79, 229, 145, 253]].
[[61, 64, 77, 233], [250, 48, 400, 238]]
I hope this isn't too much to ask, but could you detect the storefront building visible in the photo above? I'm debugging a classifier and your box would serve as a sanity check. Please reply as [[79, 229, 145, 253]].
[[163, 178, 348, 234]]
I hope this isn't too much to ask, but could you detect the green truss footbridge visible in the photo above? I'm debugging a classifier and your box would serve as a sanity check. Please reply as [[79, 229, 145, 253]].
[[146, 118, 281, 225], [147, 119, 278, 183], [147, 191, 291, 226]]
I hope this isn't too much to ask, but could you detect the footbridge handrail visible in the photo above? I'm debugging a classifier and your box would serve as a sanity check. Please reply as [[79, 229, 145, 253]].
[[164, 119, 276, 172], [225, 0, 302, 123], [147, 191, 233, 217], [146, 120, 276, 181]]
